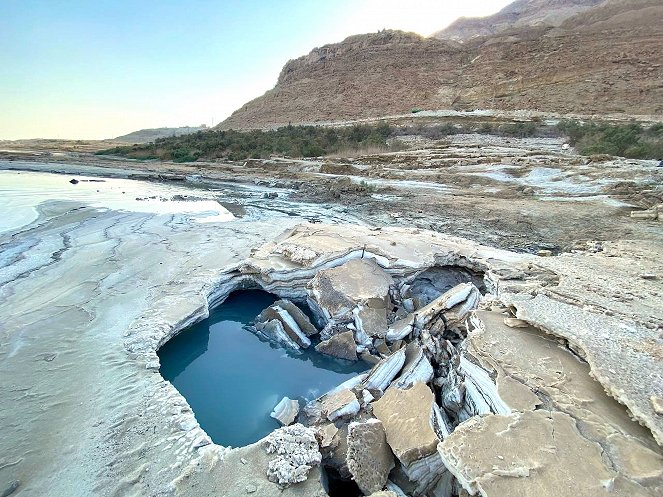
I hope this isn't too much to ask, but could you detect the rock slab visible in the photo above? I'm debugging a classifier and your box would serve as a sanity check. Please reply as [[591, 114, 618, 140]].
[[372, 382, 439, 466], [347, 419, 395, 494]]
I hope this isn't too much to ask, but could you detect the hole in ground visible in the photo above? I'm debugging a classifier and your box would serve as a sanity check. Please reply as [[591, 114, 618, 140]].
[[324, 467, 362, 497], [158, 289, 367, 447]]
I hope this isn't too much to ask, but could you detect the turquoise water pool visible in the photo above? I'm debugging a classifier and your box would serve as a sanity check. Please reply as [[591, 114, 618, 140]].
[[158, 290, 366, 447]]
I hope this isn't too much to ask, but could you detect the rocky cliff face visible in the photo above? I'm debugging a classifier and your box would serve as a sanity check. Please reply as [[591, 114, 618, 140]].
[[219, 0, 663, 130]]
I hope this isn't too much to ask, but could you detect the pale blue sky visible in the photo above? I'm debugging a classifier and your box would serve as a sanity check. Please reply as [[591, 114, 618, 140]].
[[0, 0, 512, 139]]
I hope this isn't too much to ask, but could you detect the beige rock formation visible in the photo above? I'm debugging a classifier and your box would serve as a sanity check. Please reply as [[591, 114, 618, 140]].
[[460, 310, 663, 495], [307, 258, 394, 322], [372, 382, 439, 466], [438, 410, 657, 497], [315, 330, 358, 361], [347, 419, 395, 494]]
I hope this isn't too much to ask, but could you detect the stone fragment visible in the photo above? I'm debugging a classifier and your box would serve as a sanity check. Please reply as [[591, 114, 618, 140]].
[[347, 419, 395, 494], [307, 258, 393, 322], [256, 305, 311, 348], [387, 283, 478, 341], [273, 299, 318, 336], [315, 330, 358, 361], [651, 396, 663, 415], [270, 397, 299, 426], [362, 347, 406, 392], [394, 342, 434, 390], [316, 423, 339, 449], [320, 389, 360, 421], [375, 339, 391, 356], [372, 382, 439, 467], [264, 424, 322, 487], [360, 351, 381, 365], [353, 305, 388, 338], [503, 317, 529, 328], [367, 492, 398, 497], [459, 356, 511, 420], [255, 319, 301, 350]]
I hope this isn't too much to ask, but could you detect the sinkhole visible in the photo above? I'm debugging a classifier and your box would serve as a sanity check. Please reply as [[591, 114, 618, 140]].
[[158, 289, 367, 447]]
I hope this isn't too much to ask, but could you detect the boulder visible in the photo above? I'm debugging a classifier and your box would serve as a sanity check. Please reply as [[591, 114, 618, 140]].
[[353, 304, 388, 339], [347, 419, 395, 495], [255, 319, 301, 350], [315, 330, 358, 361], [372, 382, 439, 467], [270, 397, 299, 426], [273, 299, 318, 336], [307, 258, 393, 322], [264, 424, 322, 487], [256, 304, 312, 348]]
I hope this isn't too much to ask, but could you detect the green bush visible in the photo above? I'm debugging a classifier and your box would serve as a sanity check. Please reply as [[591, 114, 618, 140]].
[[96, 123, 397, 162], [557, 120, 662, 159]]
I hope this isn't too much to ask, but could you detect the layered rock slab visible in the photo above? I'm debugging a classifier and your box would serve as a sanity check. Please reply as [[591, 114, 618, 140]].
[[438, 410, 657, 497], [372, 382, 440, 466], [308, 257, 394, 322], [466, 310, 663, 493]]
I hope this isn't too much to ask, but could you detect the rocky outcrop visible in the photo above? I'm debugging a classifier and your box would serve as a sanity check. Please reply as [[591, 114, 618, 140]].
[[255, 319, 302, 350], [438, 410, 657, 497], [347, 419, 395, 494], [255, 301, 314, 348], [386, 282, 480, 341]]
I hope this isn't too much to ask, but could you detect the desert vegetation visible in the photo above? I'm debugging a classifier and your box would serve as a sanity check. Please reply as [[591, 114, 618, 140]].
[[97, 119, 663, 162], [97, 123, 394, 162], [556, 120, 663, 159]]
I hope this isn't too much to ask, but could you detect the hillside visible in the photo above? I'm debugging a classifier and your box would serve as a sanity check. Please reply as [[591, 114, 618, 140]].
[[113, 126, 206, 143], [219, 0, 663, 130]]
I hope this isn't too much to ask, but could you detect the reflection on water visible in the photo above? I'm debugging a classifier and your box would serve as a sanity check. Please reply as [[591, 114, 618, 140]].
[[158, 290, 366, 447], [0, 169, 233, 234]]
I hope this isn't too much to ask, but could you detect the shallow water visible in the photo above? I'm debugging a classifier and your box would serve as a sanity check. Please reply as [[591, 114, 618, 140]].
[[0, 169, 233, 233], [158, 290, 367, 447]]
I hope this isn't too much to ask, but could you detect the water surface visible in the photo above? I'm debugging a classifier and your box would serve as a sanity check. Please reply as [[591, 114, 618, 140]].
[[158, 290, 366, 447]]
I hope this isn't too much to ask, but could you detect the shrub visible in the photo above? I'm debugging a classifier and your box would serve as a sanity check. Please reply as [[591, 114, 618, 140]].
[[556, 120, 663, 159]]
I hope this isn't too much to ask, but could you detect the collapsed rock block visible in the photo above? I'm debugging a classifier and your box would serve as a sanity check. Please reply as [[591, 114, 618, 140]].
[[347, 419, 395, 495]]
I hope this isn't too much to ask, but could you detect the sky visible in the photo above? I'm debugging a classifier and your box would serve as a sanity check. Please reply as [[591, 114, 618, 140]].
[[0, 0, 513, 140]]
